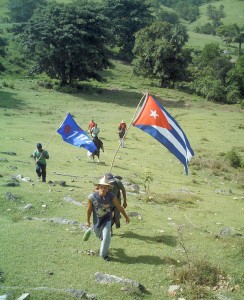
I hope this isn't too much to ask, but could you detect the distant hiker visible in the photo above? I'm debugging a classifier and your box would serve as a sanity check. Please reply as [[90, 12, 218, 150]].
[[105, 173, 127, 231], [91, 136, 104, 163], [91, 123, 100, 138], [88, 119, 96, 134], [33, 143, 49, 182], [118, 120, 127, 148], [86, 176, 130, 261]]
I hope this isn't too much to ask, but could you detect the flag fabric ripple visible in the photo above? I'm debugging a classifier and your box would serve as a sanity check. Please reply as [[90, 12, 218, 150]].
[[133, 94, 194, 175], [57, 113, 97, 153]]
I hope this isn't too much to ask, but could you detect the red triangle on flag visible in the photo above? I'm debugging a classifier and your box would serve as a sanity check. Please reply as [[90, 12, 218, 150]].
[[133, 94, 172, 129]]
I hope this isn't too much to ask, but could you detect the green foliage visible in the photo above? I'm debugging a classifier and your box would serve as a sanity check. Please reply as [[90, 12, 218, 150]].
[[142, 171, 153, 194], [174, 2, 200, 23], [103, 0, 153, 62], [188, 43, 242, 102], [226, 147, 243, 168], [133, 22, 190, 87], [19, 2, 111, 85], [216, 24, 244, 56], [7, 0, 47, 23], [156, 9, 179, 24]]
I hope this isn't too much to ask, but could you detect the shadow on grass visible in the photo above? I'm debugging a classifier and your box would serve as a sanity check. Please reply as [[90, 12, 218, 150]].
[[0, 90, 25, 109], [111, 248, 180, 266], [118, 231, 177, 247], [70, 88, 188, 109]]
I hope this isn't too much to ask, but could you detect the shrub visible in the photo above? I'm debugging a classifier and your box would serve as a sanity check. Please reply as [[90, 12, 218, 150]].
[[226, 147, 243, 168], [226, 87, 241, 104]]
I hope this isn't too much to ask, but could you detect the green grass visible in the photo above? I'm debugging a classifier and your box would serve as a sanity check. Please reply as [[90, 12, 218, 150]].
[[0, 67, 243, 299], [0, 1, 244, 298]]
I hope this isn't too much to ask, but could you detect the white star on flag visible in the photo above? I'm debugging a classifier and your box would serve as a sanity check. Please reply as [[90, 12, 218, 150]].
[[150, 110, 158, 119]]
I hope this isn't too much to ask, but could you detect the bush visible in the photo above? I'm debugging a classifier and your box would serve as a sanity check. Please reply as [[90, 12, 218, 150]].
[[226, 87, 241, 104], [226, 147, 243, 168]]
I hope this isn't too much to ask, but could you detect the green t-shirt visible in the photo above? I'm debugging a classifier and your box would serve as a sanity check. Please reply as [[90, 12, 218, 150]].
[[33, 149, 49, 165]]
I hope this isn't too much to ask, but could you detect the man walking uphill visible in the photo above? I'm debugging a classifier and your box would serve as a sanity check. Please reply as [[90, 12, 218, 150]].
[[86, 176, 130, 261], [33, 143, 49, 182], [105, 173, 127, 230]]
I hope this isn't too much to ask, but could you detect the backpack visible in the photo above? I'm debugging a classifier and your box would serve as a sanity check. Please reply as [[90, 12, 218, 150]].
[[113, 176, 123, 199]]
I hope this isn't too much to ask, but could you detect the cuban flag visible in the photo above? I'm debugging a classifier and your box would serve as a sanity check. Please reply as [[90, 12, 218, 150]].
[[57, 113, 97, 153], [133, 94, 194, 175]]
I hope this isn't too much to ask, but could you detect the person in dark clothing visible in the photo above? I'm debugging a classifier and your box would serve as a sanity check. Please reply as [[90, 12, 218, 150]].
[[92, 136, 104, 162], [33, 143, 49, 182]]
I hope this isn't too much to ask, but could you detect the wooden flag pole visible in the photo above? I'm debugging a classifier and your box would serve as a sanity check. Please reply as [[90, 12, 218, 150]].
[[37, 113, 68, 161], [109, 92, 148, 172]]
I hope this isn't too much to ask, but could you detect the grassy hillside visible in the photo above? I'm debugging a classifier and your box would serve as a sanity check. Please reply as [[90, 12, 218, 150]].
[[0, 2, 244, 298], [189, 0, 244, 29], [0, 66, 244, 299]]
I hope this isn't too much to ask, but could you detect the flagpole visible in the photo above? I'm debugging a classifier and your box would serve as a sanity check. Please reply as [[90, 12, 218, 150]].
[[109, 92, 148, 172], [37, 113, 68, 162], [43, 113, 68, 151]]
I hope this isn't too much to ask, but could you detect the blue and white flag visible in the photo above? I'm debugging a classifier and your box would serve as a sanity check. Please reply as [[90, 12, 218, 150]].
[[57, 113, 97, 153], [133, 94, 194, 175]]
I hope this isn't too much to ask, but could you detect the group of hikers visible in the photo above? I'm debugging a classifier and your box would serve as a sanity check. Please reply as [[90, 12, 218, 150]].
[[87, 119, 127, 163], [33, 118, 129, 261], [33, 145, 129, 261]]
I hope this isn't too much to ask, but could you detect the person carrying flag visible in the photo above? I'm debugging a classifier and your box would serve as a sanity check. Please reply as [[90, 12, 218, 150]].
[[86, 176, 130, 261], [33, 143, 49, 182]]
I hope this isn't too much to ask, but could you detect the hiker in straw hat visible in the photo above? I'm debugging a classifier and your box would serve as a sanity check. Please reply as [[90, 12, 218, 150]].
[[86, 175, 130, 261]]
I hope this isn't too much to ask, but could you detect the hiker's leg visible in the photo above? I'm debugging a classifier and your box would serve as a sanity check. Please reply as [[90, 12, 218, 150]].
[[41, 165, 46, 182], [36, 163, 42, 178], [100, 221, 111, 258], [113, 207, 121, 228]]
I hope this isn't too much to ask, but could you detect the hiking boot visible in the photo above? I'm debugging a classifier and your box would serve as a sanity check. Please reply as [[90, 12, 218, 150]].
[[103, 256, 110, 261]]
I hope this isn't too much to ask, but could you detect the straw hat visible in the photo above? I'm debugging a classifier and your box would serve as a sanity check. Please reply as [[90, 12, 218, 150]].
[[96, 176, 112, 186], [121, 120, 125, 123]]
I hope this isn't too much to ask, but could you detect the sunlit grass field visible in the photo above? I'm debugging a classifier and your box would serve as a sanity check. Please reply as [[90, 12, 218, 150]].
[[0, 0, 244, 299], [0, 64, 243, 299]]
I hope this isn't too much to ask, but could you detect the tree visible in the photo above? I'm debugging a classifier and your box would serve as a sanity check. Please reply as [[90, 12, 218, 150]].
[[8, 0, 47, 23], [0, 36, 8, 72], [133, 22, 190, 87], [19, 2, 111, 85], [103, 0, 153, 62], [188, 43, 240, 103], [156, 9, 179, 25], [216, 24, 244, 56], [206, 4, 225, 28]]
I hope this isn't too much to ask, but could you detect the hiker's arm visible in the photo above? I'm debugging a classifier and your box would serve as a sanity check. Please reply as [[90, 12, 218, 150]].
[[121, 185, 127, 208], [44, 150, 49, 159], [86, 199, 92, 227], [113, 197, 130, 224]]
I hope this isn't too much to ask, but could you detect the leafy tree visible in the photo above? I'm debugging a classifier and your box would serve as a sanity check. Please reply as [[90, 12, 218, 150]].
[[19, 2, 111, 85], [0, 36, 8, 72], [102, 0, 153, 62], [156, 9, 179, 25], [8, 0, 47, 23], [188, 43, 240, 103], [206, 4, 225, 28], [216, 24, 244, 56], [133, 22, 190, 87], [174, 3, 199, 23]]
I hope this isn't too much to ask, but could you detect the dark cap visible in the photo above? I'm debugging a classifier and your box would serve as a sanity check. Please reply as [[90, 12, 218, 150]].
[[37, 143, 42, 149], [105, 172, 116, 183]]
